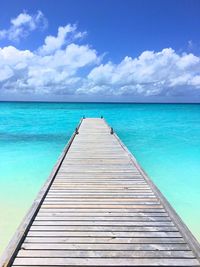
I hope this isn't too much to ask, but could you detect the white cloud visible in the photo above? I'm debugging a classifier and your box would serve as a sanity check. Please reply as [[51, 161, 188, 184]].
[[0, 10, 47, 42], [0, 24, 99, 94], [11, 12, 35, 28], [190, 76, 200, 88], [1, 15, 200, 98], [0, 46, 33, 65], [0, 65, 13, 81], [38, 24, 87, 55], [86, 48, 200, 96], [24, 43, 98, 93]]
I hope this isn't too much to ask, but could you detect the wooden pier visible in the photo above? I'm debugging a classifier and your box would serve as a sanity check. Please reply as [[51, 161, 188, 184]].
[[1, 118, 200, 266]]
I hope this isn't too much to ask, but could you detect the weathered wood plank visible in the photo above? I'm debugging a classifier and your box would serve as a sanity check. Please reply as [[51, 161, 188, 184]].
[[51, 181, 147, 184], [35, 216, 171, 221], [42, 198, 158, 202], [38, 208, 166, 213], [12, 257, 200, 266], [43, 201, 160, 205], [48, 194, 155, 197], [32, 221, 174, 226], [50, 185, 150, 188], [24, 236, 187, 244], [40, 204, 162, 209], [21, 243, 190, 251], [27, 231, 181, 238], [29, 225, 177, 232], [37, 211, 169, 217], [45, 195, 157, 199], [49, 188, 152, 192], [17, 250, 195, 258]]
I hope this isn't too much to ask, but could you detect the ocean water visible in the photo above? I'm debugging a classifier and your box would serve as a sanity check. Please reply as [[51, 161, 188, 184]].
[[0, 102, 200, 255]]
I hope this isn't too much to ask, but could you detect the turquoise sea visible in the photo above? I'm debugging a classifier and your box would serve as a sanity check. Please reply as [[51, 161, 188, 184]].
[[0, 102, 200, 254]]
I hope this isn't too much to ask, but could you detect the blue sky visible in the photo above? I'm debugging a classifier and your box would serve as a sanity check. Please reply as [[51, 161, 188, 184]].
[[0, 0, 200, 102]]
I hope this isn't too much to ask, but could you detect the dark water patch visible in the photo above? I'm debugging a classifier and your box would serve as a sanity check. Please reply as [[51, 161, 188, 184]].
[[0, 132, 69, 143]]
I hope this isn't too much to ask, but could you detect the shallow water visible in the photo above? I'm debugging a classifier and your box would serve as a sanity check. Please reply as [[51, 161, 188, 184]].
[[0, 102, 200, 254]]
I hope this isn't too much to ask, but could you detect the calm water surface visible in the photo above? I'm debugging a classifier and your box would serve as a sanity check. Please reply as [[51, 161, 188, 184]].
[[0, 102, 200, 254]]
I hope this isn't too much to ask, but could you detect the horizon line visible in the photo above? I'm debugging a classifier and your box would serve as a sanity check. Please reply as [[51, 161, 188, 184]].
[[0, 100, 200, 104]]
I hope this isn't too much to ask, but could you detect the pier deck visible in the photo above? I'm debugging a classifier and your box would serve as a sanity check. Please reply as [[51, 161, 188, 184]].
[[1, 118, 200, 266]]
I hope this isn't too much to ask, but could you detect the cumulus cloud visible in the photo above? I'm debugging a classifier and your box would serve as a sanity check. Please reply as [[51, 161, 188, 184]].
[[1, 13, 200, 98], [0, 65, 13, 82], [0, 25, 99, 94], [39, 24, 87, 55], [85, 48, 200, 96], [0, 10, 47, 42]]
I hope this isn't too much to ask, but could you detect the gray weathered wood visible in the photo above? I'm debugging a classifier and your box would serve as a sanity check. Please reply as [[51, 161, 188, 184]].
[[12, 257, 200, 266]]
